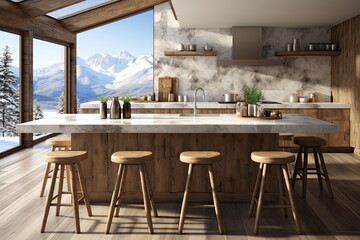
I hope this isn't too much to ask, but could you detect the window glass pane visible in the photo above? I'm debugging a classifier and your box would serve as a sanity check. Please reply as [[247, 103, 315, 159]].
[[0, 31, 21, 153], [77, 10, 153, 106], [33, 39, 65, 139], [47, 0, 113, 19]]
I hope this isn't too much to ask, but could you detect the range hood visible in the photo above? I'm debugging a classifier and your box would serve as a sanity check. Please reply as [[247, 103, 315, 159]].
[[217, 27, 283, 66]]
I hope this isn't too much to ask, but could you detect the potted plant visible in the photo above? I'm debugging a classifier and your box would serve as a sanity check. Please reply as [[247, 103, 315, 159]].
[[242, 84, 263, 117], [98, 96, 109, 119], [121, 96, 132, 119]]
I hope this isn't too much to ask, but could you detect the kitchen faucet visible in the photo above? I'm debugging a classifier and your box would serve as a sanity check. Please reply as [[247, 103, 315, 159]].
[[194, 87, 205, 117]]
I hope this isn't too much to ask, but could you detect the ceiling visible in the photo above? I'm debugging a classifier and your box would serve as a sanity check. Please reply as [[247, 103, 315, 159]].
[[171, 0, 360, 28], [7, 0, 167, 33]]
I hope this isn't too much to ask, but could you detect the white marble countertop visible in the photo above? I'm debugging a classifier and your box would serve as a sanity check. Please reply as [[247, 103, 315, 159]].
[[17, 114, 337, 134], [80, 101, 350, 109]]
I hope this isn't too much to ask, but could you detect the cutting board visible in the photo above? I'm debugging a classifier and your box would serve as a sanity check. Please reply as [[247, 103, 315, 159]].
[[158, 76, 178, 102]]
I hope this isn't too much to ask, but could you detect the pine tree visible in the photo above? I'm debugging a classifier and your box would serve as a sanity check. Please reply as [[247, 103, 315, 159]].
[[33, 100, 44, 120], [57, 91, 64, 114], [0, 46, 20, 137]]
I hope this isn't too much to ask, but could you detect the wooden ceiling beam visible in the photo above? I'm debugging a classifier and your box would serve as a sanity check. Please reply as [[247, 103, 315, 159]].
[[19, 0, 85, 18], [61, 0, 168, 33], [0, 1, 75, 44]]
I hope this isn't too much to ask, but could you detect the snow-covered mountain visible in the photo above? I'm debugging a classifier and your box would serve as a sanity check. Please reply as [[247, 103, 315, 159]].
[[33, 51, 153, 107]]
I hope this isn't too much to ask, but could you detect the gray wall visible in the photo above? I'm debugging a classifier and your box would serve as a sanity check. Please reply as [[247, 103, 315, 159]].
[[154, 2, 331, 102]]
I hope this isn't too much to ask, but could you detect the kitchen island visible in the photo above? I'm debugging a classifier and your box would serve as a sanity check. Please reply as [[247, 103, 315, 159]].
[[17, 114, 337, 202]]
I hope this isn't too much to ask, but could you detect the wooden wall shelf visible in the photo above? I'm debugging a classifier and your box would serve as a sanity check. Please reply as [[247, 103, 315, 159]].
[[164, 50, 218, 56], [275, 51, 341, 57]]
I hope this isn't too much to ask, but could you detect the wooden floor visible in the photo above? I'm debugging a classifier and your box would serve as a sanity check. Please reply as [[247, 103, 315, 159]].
[[0, 141, 360, 240]]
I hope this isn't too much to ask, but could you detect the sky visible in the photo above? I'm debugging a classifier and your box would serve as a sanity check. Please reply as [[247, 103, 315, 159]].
[[0, 10, 153, 69]]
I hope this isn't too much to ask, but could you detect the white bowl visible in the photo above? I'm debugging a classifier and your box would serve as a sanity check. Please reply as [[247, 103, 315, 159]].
[[299, 96, 309, 103]]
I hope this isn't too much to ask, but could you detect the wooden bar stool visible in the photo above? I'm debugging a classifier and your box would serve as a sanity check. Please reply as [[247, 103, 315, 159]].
[[291, 136, 334, 199], [249, 151, 302, 235], [178, 151, 224, 235], [41, 151, 92, 234], [40, 136, 72, 197], [105, 151, 157, 234]]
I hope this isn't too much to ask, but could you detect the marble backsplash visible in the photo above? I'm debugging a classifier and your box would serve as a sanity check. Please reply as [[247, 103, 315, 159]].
[[154, 2, 331, 102]]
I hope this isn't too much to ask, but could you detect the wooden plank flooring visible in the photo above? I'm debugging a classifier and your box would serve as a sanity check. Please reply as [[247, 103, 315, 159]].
[[0, 141, 359, 239]]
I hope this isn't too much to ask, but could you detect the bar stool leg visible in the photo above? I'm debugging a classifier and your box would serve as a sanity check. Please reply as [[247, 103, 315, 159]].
[[40, 163, 52, 197], [105, 164, 124, 234], [313, 148, 324, 190], [254, 164, 268, 234], [144, 165, 158, 217], [249, 163, 263, 217], [248, 163, 263, 217], [41, 163, 59, 233], [278, 166, 287, 218], [69, 164, 80, 234], [139, 164, 154, 234], [76, 163, 92, 216], [115, 165, 127, 217], [208, 164, 224, 234], [291, 147, 303, 187], [65, 165, 72, 192], [282, 164, 302, 234], [178, 163, 194, 234], [302, 147, 308, 199], [317, 149, 334, 199], [56, 165, 65, 216]]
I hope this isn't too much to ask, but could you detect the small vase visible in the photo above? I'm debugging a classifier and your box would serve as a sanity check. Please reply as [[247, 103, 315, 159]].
[[99, 102, 107, 119], [123, 102, 131, 119], [247, 104, 257, 117], [110, 97, 121, 119]]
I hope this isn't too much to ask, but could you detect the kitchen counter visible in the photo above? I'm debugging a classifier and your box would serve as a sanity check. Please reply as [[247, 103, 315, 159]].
[[80, 101, 350, 110], [17, 114, 336, 202], [17, 113, 336, 134]]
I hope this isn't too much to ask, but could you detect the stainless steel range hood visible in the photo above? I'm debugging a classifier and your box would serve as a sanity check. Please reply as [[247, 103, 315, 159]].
[[217, 27, 283, 66]]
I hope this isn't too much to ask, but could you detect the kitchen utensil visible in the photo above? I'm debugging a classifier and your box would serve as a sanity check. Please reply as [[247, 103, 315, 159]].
[[236, 102, 248, 117], [287, 43, 293, 51], [188, 44, 197, 51], [309, 93, 318, 102], [177, 43, 185, 51], [289, 93, 299, 102], [331, 43, 337, 51], [223, 93, 238, 102], [299, 96, 309, 103], [203, 43, 214, 51]]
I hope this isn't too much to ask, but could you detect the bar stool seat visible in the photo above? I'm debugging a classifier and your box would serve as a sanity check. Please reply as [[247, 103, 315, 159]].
[[106, 151, 157, 234], [111, 151, 152, 164], [251, 151, 295, 164], [178, 151, 224, 234], [249, 151, 302, 235], [41, 151, 92, 234], [180, 151, 220, 164], [40, 136, 72, 197], [45, 136, 72, 148], [293, 136, 327, 147], [291, 136, 334, 199]]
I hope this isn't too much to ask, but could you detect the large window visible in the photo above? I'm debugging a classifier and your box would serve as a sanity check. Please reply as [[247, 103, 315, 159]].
[[33, 39, 65, 139], [77, 10, 153, 104], [0, 30, 21, 153]]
